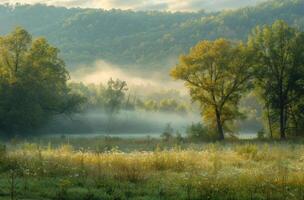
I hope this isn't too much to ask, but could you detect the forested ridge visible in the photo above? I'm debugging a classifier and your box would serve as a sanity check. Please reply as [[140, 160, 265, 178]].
[[0, 0, 303, 69]]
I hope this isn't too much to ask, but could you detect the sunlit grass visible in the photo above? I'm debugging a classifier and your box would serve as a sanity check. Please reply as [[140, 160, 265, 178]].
[[1, 141, 304, 199]]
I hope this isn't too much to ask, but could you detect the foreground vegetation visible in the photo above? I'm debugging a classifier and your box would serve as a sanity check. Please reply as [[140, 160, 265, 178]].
[[0, 138, 304, 200]]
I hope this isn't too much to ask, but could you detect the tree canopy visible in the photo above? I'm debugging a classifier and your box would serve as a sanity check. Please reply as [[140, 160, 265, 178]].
[[249, 20, 304, 139], [172, 20, 304, 140], [171, 39, 253, 140], [0, 27, 84, 136], [0, 0, 303, 70]]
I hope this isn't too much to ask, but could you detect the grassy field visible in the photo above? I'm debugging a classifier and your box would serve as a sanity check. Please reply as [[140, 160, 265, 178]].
[[0, 137, 304, 200]]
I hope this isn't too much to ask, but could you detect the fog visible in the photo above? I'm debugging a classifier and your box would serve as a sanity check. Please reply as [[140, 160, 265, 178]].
[[39, 109, 200, 137], [70, 59, 186, 93], [38, 60, 201, 136], [38, 60, 261, 137]]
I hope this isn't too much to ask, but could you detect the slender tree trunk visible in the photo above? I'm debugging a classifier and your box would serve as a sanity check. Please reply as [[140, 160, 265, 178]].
[[266, 104, 273, 139], [14, 48, 20, 74], [279, 80, 286, 140], [10, 170, 16, 200], [215, 108, 224, 140], [291, 110, 299, 136], [279, 105, 286, 140]]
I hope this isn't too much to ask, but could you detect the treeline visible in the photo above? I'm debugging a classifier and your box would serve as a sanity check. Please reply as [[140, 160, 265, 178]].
[[0, 0, 303, 69], [172, 20, 304, 140], [70, 80, 190, 115], [1, 21, 303, 140], [0, 27, 193, 137], [0, 28, 84, 136]]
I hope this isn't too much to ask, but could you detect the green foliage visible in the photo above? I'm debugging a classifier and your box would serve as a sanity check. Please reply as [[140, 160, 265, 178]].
[[0, 27, 84, 136], [0, 0, 304, 69], [161, 124, 174, 142], [249, 20, 304, 139], [69, 82, 192, 115], [257, 129, 265, 139], [0, 144, 6, 171], [186, 123, 216, 141], [102, 78, 128, 116], [159, 99, 188, 114]]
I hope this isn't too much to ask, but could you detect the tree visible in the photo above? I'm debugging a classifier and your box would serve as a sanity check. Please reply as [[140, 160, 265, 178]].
[[102, 78, 128, 116], [171, 39, 252, 140], [0, 27, 84, 135], [0, 27, 31, 75], [100, 78, 128, 132], [249, 20, 304, 139]]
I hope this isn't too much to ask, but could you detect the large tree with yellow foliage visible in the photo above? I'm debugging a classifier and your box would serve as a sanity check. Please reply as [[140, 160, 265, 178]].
[[171, 39, 253, 140]]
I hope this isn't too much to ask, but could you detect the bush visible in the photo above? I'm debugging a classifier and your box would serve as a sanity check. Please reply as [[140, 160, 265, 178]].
[[0, 144, 7, 171], [0, 144, 6, 157], [175, 131, 184, 144], [257, 129, 265, 139], [186, 123, 215, 141], [161, 124, 174, 142]]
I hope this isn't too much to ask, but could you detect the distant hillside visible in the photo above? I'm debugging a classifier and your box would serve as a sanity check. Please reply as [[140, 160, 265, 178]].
[[0, 0, 303, 70]]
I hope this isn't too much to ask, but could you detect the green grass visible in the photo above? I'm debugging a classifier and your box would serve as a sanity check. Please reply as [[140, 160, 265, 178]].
[[0, 137, 304, 200]]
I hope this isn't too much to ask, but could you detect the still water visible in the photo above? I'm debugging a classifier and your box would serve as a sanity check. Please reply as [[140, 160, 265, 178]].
[[45, 132, 257, 139]]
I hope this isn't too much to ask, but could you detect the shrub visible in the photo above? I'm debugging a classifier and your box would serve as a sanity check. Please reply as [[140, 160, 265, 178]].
[[161, 124, 174, 142], [186, 123, 215, 141], [0, 144, 7, 172], [175, 131, 184, 144], [257, 129, 265, 139], [0, 144, 6, 161]]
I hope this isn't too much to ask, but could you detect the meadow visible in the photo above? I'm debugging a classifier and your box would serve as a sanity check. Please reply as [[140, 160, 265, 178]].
[[1, 1, 304, 199], [0, 137, 304, 200]]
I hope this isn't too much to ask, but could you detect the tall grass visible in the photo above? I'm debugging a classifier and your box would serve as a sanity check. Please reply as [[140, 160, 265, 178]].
[[0, 141, 304, 199]]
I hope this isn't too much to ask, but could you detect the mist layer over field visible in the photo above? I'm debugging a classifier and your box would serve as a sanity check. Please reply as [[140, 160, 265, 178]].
[[40, 110, 200, 136], [38, 60, 201, 136], [37, 59, 263, 137]]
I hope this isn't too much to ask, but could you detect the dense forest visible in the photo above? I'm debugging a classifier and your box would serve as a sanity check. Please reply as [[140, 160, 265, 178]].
[[0, 0, 304, 70]]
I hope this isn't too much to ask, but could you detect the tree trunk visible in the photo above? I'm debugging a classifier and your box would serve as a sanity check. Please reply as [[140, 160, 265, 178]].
[[291, 109, 299, 137], [10, 170, 16, 200], [266, 104, 273, 139], [279, 105, 286, 140], [215, 108, 224, 140], [278, 79, 286, 140]]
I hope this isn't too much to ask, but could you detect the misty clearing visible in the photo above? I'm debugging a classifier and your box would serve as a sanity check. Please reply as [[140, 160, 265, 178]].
[[1, 0, 304, 199]]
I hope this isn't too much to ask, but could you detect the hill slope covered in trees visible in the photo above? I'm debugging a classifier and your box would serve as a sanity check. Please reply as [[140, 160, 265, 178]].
[[0, 0, 303, 70]]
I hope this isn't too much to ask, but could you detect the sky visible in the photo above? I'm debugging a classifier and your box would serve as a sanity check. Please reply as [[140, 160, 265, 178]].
[[1, 0, 267, 11]]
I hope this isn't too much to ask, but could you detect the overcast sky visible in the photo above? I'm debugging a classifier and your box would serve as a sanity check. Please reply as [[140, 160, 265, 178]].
[[1, 0, 268, 11]]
